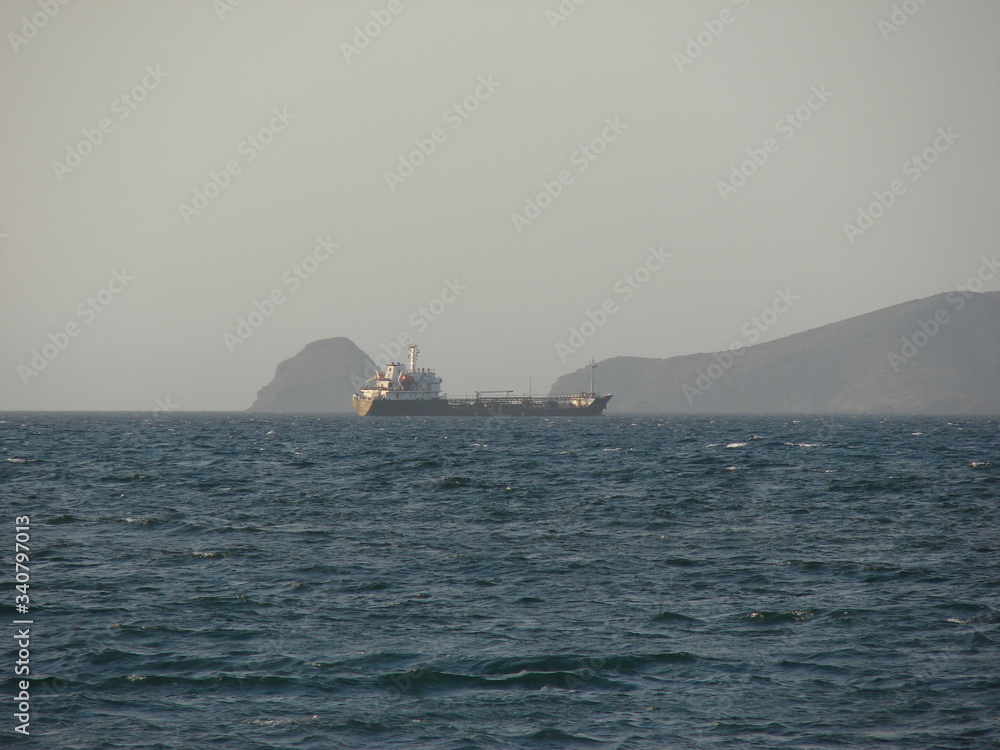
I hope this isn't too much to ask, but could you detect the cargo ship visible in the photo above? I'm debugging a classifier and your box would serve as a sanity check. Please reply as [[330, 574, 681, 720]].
[[352, 345, 612, 417]]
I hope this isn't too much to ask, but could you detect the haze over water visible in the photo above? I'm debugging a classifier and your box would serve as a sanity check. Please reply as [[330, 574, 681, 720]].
[[2, 2, 998, 410]]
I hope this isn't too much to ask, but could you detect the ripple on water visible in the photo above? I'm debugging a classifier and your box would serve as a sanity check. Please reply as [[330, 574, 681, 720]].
[[3, 413, 996, 749]]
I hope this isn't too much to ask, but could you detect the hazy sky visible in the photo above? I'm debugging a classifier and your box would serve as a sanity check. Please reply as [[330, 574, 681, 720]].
[[2, 1, 998, 411]]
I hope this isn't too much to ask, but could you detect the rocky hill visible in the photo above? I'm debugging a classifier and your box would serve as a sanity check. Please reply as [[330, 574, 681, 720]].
[[248, 337, 375, 413], [550, 291, 1000, 414]]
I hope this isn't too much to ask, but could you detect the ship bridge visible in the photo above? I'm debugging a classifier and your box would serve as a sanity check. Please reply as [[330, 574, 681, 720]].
[[359, 345, 443, 400]]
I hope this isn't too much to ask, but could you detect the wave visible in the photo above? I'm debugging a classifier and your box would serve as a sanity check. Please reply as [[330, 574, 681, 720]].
[[652, 611, 701, 624], [376, 651, 707, 697], [437, 476, 473, 488], [8, 413, 998, 749], [100, 473, 155, 483], [379, 667, 626, 694], [243, 714, 319, 728], [743, 609, 816, 624], [121, 516, 162, 526], [522, 727, 605, 745]]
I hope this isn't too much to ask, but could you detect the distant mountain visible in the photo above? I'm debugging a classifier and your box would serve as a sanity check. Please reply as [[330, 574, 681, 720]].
[[248, 337, 375, 413], [550, 291, 1000, 414]]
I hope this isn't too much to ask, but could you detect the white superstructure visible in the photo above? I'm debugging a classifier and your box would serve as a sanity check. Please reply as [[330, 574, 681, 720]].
[[354, 345, 443, 402]]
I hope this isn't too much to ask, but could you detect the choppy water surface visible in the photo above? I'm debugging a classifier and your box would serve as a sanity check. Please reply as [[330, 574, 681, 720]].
[[2, 413, 998, 749]]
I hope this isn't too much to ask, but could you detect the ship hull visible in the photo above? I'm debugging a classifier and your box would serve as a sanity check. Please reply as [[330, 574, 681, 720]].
[[353, 394, 612, 417]]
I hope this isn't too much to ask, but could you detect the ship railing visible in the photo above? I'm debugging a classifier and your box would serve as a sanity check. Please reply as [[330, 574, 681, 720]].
[[443, 393, 599, 405]]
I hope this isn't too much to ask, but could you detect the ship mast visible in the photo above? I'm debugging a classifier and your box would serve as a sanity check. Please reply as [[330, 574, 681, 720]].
[[589, 359, 596, 395], [408, 344, 419, 372]]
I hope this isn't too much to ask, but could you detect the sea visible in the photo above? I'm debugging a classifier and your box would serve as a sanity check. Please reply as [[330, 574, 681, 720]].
[[2, 413, 998, 749]]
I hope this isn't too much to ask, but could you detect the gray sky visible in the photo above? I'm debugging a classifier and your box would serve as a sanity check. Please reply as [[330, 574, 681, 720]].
[[2, 0, 998, 411]]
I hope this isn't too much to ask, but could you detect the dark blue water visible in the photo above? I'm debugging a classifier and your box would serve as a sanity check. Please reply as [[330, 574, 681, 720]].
[[2, 413, 998, 749]]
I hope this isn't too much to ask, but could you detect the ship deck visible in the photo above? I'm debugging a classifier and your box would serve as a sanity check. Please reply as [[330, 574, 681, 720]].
[[444, 394, 596, 407]]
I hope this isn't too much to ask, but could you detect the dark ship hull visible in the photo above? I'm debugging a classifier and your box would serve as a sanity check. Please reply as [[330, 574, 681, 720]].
[[354, 394, 612, 417], [352, 344, 611, 417]]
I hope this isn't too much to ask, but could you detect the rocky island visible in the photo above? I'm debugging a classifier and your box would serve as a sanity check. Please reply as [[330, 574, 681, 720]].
[[250, 292, 1000, 415]]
